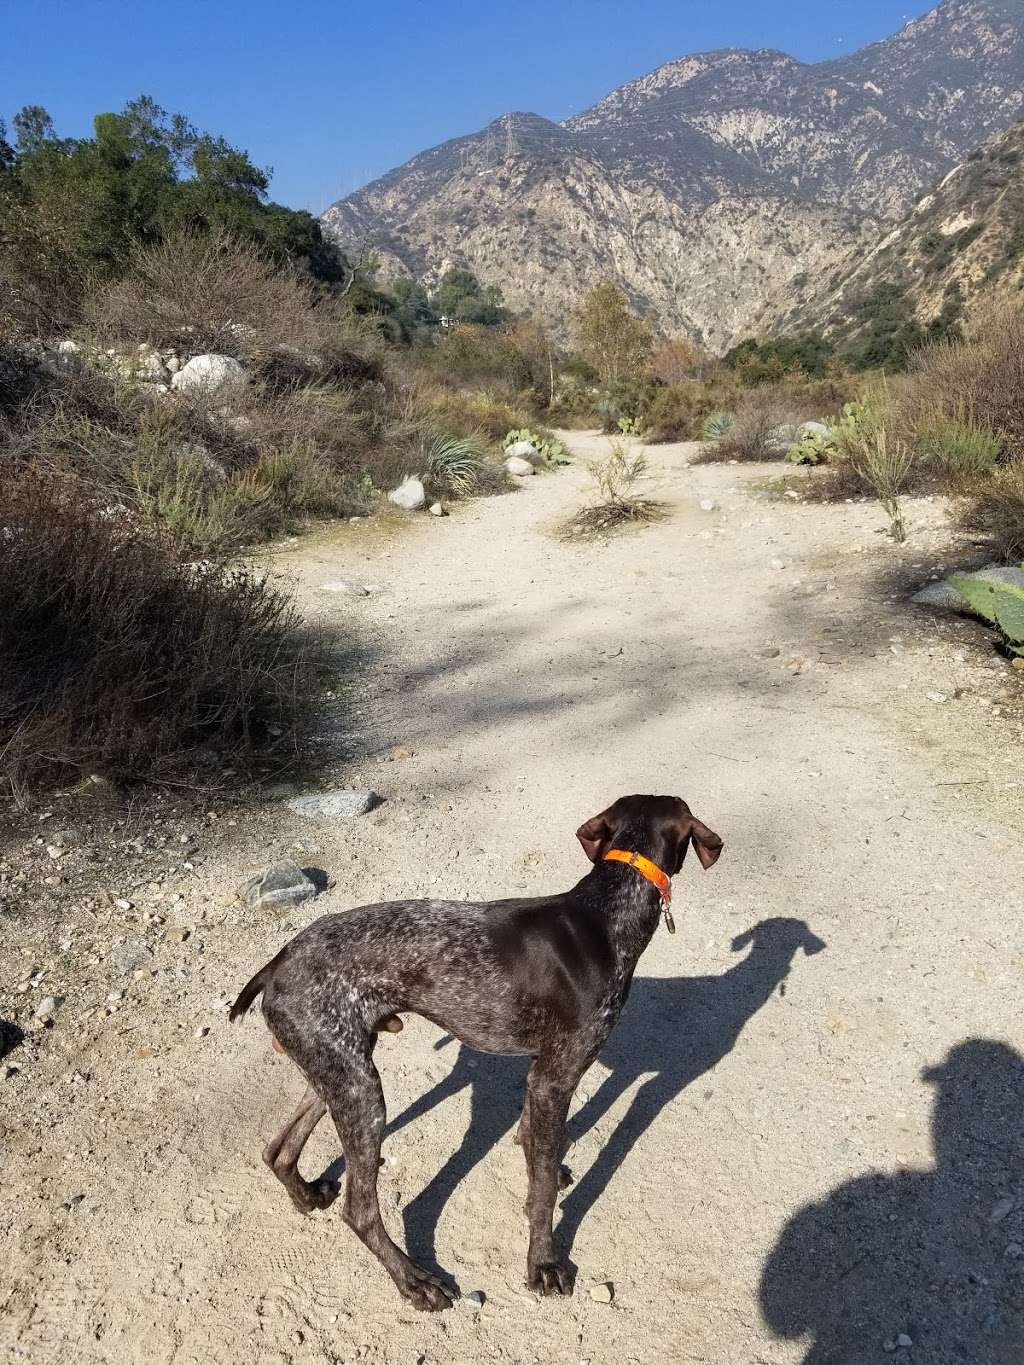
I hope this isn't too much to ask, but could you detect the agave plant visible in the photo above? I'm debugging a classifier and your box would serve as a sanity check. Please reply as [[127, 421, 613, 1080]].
[[425, 434, 485, 497], [702, 411, 736, 441]]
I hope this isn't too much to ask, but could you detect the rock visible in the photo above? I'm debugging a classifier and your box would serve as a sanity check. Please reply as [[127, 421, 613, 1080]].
[[798, 421, 829, 438], [237, 860, 318, 912], [429, 501, 447, 517], [320, 579, 370, 595], [55, 339, 84, 373], [464, 1290, 485, 1308], [504, 456, 535, 477], [766, 423, 800, 454], [699, 499, 718, 512], [990, 1196, 1014, 1223], [170, 354, 247, 398], [164, 927, 191, 944], [111, 941, 152, 974], [926, 691, 948, 703], [33, 995, 63, 1022], [387, 476, 427, 511], [896, 1334, 913, 1349], [287, 790, 380, 819], [770, 557, 787, 571], [588, 1282, 614, 1303], [912, 564, 1024, 613], [506, 440, 539, 463]]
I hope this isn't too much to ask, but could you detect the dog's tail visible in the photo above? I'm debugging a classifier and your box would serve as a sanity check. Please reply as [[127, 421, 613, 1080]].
[[229, 949, 284, 1023]]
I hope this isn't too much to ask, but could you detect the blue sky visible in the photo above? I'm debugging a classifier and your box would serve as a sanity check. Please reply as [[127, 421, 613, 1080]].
[[3, 0, 931, 211]]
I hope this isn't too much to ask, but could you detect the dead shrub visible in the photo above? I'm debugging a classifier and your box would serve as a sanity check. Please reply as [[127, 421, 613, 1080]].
[[562, 443, 668, 538], [0, 472, 321, 798], [900, 302, 1024, 457], [957, 460, 1024, 562], [80, 228, 384, 386], [698, 390, 805, 463]]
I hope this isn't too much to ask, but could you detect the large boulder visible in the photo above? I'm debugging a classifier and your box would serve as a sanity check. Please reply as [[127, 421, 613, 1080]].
[[170, 353, 247, 398], [798, 421, 830, 439], [912, 564, 1024, 612], [388, 475, 426, 511], [504, 455, 536, 477]]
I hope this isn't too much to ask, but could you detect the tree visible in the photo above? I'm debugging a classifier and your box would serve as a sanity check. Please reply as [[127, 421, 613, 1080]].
[[649, 335, 702, 384], [12, 105, 55, 155], [390, 275, 437, 338], [574, 282, 653, 385], [433, 268, 508, 325]]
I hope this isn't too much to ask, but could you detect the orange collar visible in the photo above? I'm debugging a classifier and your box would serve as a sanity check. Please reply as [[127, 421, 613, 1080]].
[[603, 848, 672, 907]]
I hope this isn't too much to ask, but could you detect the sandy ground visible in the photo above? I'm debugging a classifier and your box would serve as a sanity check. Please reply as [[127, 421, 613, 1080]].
[[3, 433, 1024, 1365]]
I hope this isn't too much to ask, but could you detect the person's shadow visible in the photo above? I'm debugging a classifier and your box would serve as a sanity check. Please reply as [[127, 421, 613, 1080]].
[[759, 1037, 1024, 1364], [384, 916, 826, 1274]]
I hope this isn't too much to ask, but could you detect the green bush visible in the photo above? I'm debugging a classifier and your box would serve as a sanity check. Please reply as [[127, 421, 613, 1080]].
[[916, 417, 1000, 479]]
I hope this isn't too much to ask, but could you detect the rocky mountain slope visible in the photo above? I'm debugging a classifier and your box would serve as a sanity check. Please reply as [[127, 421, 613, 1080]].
[[763, 119, 1024, 343], [323, 0, 1024, 351]]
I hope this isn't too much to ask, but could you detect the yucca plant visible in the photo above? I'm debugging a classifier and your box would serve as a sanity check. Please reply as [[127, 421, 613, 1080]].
[[424, 433, 485, 497]]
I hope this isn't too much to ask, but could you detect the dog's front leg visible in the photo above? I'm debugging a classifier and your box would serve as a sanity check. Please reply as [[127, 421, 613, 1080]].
[[522, 1061, 577, 1296]]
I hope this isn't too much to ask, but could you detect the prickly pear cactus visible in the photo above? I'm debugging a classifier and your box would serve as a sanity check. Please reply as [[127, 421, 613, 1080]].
[[948, 572, 1024, 654]]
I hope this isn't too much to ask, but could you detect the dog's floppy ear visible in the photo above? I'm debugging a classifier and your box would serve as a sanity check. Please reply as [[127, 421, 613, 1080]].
[[576, 810, 614, 863], [688, 816, 723, 870]]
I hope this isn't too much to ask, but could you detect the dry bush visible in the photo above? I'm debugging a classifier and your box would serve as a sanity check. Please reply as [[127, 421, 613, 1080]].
[[957, 461, 1024, 562], [698, 390, 805, 463], [80, 228, 384, 387], [852, 428, 915, 542], [423, 387, 531, 444], [900, 301, 1024, 457], [562, 443, 668, 538], [0, 472, 321, 798]]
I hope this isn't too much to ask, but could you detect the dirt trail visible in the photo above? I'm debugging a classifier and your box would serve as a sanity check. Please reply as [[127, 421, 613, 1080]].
[[3, 434, 1024, 1365]]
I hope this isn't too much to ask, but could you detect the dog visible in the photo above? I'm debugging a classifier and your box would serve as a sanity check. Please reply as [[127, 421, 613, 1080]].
[[230, 793, 723, 1310]]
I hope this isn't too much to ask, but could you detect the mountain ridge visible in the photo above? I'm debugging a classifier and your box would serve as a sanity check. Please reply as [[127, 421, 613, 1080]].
[[322, 0, 1024, 349]]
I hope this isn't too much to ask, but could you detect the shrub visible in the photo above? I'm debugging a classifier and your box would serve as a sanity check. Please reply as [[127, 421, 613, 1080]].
[[852, 427, 914, 541], [701, 390, 804, 462], [957, 462, 1024, 562], [504, 427, 570, 465], [916, 416, 1000, 481], [645, 382, 712, 442], [81, 228, 384, 386], [562, 443, 667, 538], [0, 472, 319, 798], [899, 303, 1024, 458], [424, 388, 531, 444]]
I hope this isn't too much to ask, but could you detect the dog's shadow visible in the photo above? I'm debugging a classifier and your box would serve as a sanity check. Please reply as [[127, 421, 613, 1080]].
[[382, 916, 825, 1276]]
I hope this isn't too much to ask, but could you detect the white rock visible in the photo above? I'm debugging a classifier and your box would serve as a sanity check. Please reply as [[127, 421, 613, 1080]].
[[588, 1282, 614, 1303], [320, 580, 370, 596], [170, 354, 247, 398], [504, 456, 535, 477], [699, 499, 718, 512], [429, 502, 447, 517], [287, 791, 380, 818], [33, 995, 63, 1021], [798, 421, 829, 438], [506, 440, 539, 463], [387, 476, 427, 511]]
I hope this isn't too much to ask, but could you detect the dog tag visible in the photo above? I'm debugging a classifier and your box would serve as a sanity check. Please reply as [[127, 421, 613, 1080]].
[[662, 904, 676, 934]]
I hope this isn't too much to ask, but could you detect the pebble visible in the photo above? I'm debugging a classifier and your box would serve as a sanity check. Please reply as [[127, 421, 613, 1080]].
[[770, 558, 787, 571], [588, 1282, 614, 1303], [164, 928, 191, 943], [925, 692, 947, 704], [896, 1334, 913, 1348], [428, 502, 447, 517], [699, 499, 718, 512], [990, 1196, 1014, 1223], [194, 1026, 210, 1039], [33, 995, 63, 1022], [464, 1290, 485, 1308]]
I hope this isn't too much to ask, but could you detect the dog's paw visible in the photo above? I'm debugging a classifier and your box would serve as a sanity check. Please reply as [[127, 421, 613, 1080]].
[[527, 1261, 573, 1297], [398, 1264, 455, 1312]]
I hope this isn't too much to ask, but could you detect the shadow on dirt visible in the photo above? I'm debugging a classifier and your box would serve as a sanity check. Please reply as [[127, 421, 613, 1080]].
[[383, 917, 825, 1278], [759, 1037, 1024, 1364]]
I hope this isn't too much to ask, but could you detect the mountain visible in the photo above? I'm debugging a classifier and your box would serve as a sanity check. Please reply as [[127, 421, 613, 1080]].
[[763, 119, 1024, 346], [322, 0, 1024, 351]]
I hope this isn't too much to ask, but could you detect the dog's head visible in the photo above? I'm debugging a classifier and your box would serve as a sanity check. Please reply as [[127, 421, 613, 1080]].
[[576, 794, 723, 876]]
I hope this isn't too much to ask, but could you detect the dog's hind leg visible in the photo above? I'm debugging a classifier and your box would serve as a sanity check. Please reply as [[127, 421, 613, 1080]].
[[320, 1039, 455, 1312], [263, 1085, 336, 1214]]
